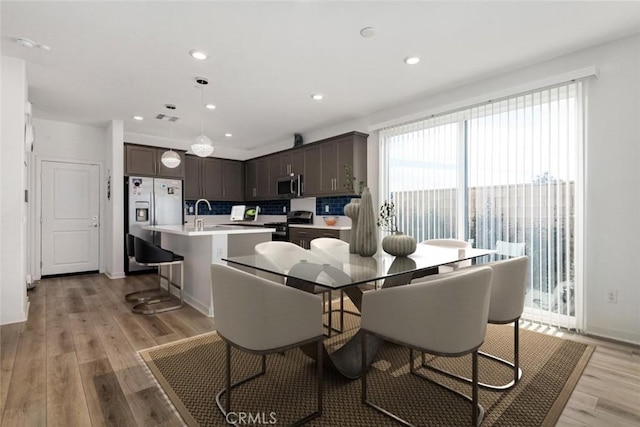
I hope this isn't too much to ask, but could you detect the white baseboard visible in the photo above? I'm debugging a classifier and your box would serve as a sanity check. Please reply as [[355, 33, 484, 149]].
[[105, 271, 126, 279], [586, 325, 640, 346], [183, 293, 213, 317], [0, 304, 28, 325]]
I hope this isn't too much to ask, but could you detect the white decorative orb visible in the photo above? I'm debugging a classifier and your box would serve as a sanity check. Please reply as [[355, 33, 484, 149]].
[[161, 150, 181, 168], [190, 135, 214, 157]]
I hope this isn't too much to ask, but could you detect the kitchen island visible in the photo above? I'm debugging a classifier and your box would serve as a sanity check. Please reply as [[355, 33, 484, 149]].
[[143, 224, 275, 316]]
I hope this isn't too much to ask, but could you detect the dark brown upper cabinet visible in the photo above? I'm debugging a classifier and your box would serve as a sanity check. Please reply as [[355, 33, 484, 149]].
[[245, 159, 258, 200], [303, 145, 321, 195], [221, 159, 245, 201], [184, 155, 244, 201], [301, 131, 368, 197], [255, 158, 270, 199], [125, 144, 185, 179], [280, 150, 304, 176], [202, 158, 223, 200], [184, 155, 202, 199]]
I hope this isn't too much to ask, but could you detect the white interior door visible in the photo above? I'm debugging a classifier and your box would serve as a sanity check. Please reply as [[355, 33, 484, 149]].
[[41, 161, 100, 275]]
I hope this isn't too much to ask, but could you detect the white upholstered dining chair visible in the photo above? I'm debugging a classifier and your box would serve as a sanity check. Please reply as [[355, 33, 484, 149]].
[[420, 238, 472, 273], [310, 237, 349, 333], [210, 263, 324, 425], [360, 267, 493, 426], [255, 241, 339, 336], [417, 256, 530, 390]]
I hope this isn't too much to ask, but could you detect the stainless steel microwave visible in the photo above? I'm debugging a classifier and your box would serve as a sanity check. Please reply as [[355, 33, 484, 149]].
[[277, 174, 303, 198]]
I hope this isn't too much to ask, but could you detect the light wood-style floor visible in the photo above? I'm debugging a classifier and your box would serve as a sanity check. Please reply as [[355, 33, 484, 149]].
[[1, 273, 638, 426]]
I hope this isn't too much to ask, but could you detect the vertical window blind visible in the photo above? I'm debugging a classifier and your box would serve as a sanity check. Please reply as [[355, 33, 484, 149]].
[[379, 81, 583, 329]]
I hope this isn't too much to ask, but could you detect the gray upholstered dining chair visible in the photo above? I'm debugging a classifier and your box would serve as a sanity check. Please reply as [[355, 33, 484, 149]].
[[417, 256, 530, 390], [255, 241, 339, 336], [310, 237, 349, 333], [210, 263, 324, 425], [420, 238, 472, 272], [360, 267, 493, 426]]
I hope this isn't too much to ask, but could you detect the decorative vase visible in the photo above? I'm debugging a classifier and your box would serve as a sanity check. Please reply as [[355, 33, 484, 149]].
[[382, 231, 417, 257], [343, 198, 361, 254], [355, 187, 378, 257]]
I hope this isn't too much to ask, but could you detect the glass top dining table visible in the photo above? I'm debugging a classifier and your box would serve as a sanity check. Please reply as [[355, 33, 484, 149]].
[[223, 244, 495, 290], [222, 243, 495, 379]]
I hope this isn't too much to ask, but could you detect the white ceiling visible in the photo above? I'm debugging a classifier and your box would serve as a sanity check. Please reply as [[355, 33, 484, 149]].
[[2, 1, 639, 153]]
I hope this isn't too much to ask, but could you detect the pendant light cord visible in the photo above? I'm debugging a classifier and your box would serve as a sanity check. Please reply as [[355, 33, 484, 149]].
[[200, 85, 204, 135]]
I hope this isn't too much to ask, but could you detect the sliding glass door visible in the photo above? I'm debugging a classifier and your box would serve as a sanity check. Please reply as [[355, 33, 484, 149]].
[[379, 82, 583, 329]]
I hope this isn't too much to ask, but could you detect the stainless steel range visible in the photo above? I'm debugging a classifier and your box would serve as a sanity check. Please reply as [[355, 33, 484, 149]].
[[263, 210, 313, 242], [263, 221, 288, 241]]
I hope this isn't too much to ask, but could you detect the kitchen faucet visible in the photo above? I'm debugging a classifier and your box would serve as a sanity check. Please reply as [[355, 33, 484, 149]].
[[194, 199, 212, 230]]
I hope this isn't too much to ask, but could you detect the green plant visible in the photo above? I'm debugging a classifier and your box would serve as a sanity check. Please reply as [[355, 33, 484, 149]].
[[343, 164, 365, 195], [377, 199, 398, 232]]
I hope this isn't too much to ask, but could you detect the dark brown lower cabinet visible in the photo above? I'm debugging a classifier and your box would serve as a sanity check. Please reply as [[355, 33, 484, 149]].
[[288, 227, 351, 249]]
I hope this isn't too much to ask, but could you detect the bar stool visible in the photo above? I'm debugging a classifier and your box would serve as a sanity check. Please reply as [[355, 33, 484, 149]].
[[131, 237, 185, 314], [125, 234, 168, 303]]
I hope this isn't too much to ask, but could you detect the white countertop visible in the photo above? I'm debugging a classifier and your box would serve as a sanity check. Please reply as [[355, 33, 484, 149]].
[[143, 224, 276, 236], [289, 224, 351, 231]]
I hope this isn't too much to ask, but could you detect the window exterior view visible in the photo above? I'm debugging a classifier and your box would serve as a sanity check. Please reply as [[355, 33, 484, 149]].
[[380, 82, 582, 328]]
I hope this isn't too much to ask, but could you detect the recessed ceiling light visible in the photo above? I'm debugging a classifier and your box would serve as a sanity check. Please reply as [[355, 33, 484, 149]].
[[311, 94, 324, 101], [15, 37, 35, 48], [404, 56, 420, 65], [133, 116, 144, 121], [205, 104, 216, 110], [189, 49, 207, 60], [224, 133, 232, 137], [15, 37, 50, 51], [360, 27, 376, 38]]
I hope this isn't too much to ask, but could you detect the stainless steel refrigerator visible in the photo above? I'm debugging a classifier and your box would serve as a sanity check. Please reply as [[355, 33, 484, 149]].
[[125, 176, 184, 274]]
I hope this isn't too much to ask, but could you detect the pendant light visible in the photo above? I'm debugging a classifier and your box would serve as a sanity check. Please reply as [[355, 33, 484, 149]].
[[161, 149, 181, 168], [190, 78, 214, 157], [160, 121, 181, 168]]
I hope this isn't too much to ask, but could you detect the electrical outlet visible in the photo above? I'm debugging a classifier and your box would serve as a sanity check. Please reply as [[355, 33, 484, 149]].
[[282, 206, 286, 213], [325, 205, 329, 213], [606, 289, 617, 303]]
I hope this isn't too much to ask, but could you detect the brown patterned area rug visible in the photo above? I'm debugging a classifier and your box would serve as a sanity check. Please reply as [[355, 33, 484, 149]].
[[140, 315, 593, 426]]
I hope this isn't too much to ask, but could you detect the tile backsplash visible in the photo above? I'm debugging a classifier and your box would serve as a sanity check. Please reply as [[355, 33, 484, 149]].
[[185, 199, 291, 216], [316, 196, 359, 216], [185, 196, 356, 217]]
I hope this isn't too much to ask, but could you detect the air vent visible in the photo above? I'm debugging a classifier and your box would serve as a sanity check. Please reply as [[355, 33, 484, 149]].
[[155, 114, 179, 122]]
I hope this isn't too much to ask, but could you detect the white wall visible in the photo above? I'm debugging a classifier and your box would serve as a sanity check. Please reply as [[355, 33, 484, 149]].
[[32, 118, 108, 160], [323, 34, 639, 344], [104, 120, 124, 278], [1, 56, 28, 324], [17, 34, 640, 342], [30, 118, 108, 279]]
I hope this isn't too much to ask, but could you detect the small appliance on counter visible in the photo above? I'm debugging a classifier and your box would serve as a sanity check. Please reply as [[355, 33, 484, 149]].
[[230, 205, 259, 222]]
